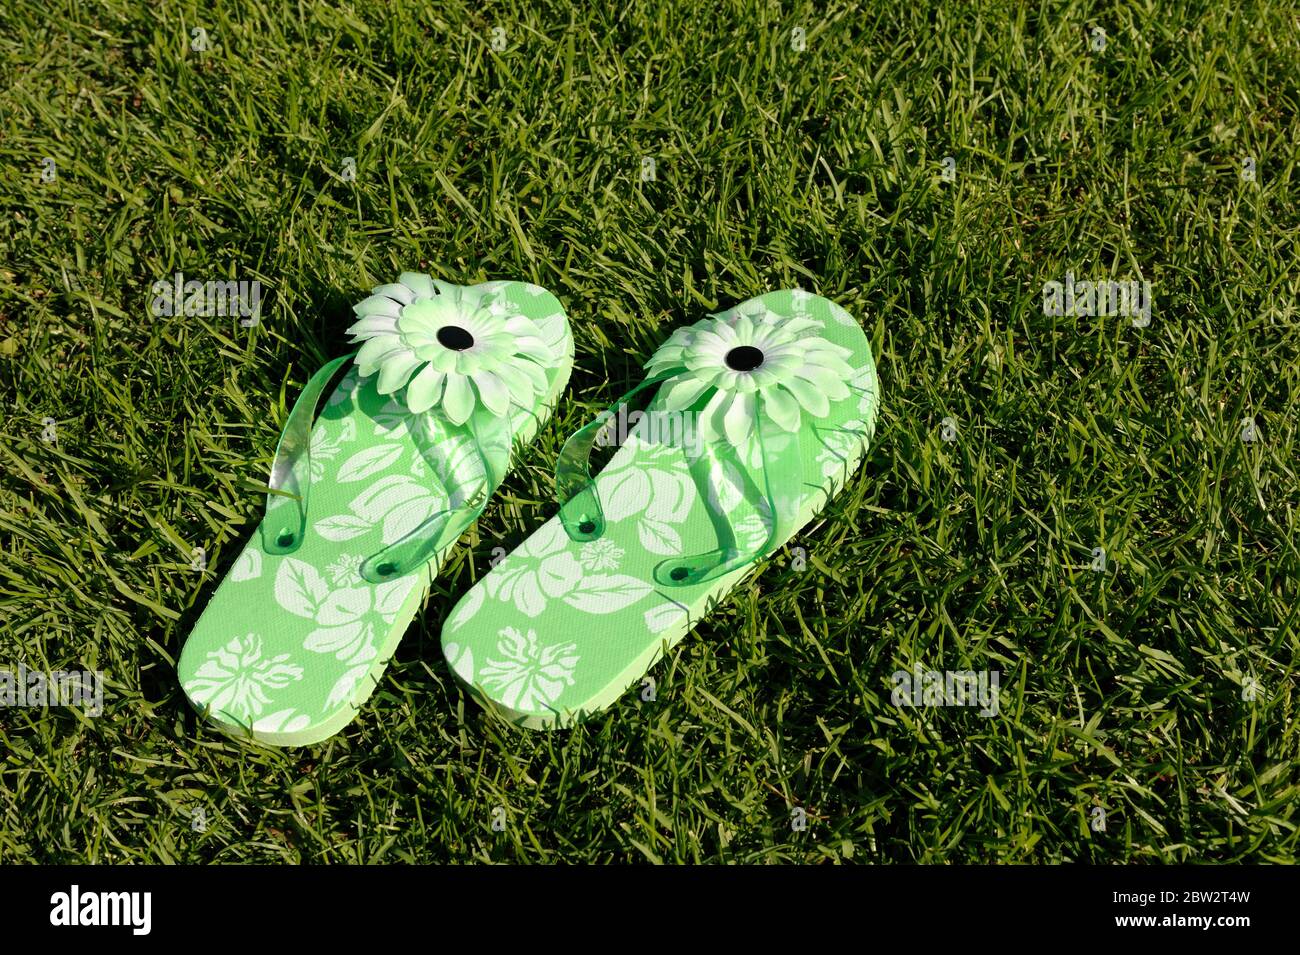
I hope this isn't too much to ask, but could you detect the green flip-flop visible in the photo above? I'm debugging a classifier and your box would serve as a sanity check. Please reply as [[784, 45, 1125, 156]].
[[178, 273, 573, 745], [441, 289, 879, 729]]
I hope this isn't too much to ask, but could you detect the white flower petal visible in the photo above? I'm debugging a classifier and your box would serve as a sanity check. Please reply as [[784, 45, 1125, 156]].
[[781, 376, 830, 417], [661, 375, 712, 411], [352, 294, 403, 319], [795, 364, 850, 402], [442, 373, 474, 425], [471, 369, 510, 416], [763, 386, 802, 431], [405, 365, 446, 414], [399, 271, 436, 300], [356, 335, 406, 376], [371, 283, 415, 305], [376, 352, 422, 394], [514, 357, 549, 394], [513, 336, 553, 361], [699, 389, 729, 443], [723, 390, 756, 446], [346, 315, 399, 339]]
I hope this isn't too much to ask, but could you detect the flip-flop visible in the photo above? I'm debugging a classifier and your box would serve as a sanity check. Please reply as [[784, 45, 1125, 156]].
[[177, 274, 573, 745], [441, 289, 879, 728]]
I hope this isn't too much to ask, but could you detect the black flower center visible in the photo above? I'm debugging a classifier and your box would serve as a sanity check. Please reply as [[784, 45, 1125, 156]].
[[725, 345, 764, 372], [437, 325, 475, 351]]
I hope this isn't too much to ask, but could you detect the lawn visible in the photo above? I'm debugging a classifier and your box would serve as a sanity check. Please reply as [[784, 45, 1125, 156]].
[[1, 0, 1297, 863]]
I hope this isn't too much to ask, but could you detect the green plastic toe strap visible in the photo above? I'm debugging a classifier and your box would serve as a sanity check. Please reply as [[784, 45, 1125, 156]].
[[556, 370, 803, 587], [262, 353, 356, 556], [556, 370, 679, 543], [651, 412, 802, 586], [358, 405, 511, 582], [262, 354, 512, 582]]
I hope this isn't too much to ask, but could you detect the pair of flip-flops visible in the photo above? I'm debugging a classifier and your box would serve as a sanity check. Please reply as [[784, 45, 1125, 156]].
[[177, 274, 881, 744]]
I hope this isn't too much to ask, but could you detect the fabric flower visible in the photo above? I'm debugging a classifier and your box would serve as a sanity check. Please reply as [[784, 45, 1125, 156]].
[[644, 300, 854, 444], [346, 272, 553, 425]]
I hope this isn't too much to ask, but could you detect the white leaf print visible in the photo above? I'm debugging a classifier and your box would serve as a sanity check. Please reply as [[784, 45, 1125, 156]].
[[374, 578, 413, 623], [315, 514, 373, 541], [326, 664, 371, 710], [274, 558, 330, 619], [638, 517, 681, 555], [444, 641, 475, 682], [602, 468, 652, 522], [231, 549, 262, 582], [645, 468, 696, 524], [644, 601, 689, 632], [381, 495, 442, 546], [446, 587, 484, 632], [337, 443, 404, 483], [252, 708, 311, 734], [563, 574, 652, 614], [349, 475, 434, 523]]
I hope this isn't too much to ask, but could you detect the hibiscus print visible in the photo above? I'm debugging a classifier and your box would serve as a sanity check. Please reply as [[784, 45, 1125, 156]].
[[186, 633, 304, 722], [815, 420, 869, 482], [482, 522, 651, 618], [479, 627, 578, 710], [594, 438, 698, 555], [325, 553, 364, 587], [579, 538, 623, 571], [274, 557, 413, 667], [308, 417, 357, 482]]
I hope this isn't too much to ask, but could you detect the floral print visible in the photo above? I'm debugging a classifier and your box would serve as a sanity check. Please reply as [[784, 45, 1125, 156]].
[[186, 633, 304, 722], [479, 627, 579, 710]]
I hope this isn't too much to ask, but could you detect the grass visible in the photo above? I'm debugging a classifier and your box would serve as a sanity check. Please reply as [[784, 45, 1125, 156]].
[[1, 0, 1298, 863]]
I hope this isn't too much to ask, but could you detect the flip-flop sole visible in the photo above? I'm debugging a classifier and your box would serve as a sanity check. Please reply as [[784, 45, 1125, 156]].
[[442, 289, 879, 729], [178, 281, 572, 745]]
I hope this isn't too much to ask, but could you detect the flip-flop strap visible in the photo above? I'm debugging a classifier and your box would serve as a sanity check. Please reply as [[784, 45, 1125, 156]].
[[262, 352, 356, 557], [652, 411, 802, 586], [555, 369, 803, 588], [555, 369, 679, 542], [262, 353, 512, 582], [358, 405, 510, 582]]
